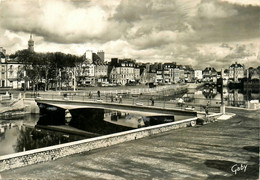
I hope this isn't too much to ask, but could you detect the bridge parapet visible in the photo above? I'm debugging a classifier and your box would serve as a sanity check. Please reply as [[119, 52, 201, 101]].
[[35, 98, 197, 117]]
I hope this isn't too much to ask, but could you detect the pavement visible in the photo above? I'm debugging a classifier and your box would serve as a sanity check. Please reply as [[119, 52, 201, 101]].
[[0, 108, 259, 180], [217, 113, 236, 121]]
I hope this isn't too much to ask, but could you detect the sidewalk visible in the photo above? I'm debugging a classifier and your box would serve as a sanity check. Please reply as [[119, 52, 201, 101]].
[[1, 108, 259, 179], [217, 113, 236, 120]]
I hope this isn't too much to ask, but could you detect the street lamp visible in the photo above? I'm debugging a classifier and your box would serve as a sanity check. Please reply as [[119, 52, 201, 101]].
[[221, 68, 225, 114], [71, 67, 76, 91]]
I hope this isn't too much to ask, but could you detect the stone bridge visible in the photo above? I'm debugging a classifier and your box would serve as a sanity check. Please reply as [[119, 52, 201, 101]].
[[35, 98, 197, 117]]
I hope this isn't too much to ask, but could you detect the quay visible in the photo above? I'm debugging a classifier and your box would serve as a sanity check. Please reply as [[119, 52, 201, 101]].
[[0, 108, 259, 179]]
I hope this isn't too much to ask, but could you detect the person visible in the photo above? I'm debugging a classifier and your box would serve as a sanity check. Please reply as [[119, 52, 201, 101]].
[[150, 97, 154, 106], [97, 90, 100, 98], [110, 95, 114, 102], [119, 95, 122, 103], [115, 94, 118, 101], [205, 101, 209, 115], [89, 91, 92, 99]]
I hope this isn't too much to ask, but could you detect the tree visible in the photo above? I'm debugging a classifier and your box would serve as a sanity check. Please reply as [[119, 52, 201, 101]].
[[13, 50, 84, 91]]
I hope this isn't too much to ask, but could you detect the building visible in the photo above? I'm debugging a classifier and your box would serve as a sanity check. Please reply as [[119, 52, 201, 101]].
[[194, 70, 203, 81], [163, 63, 176, 83], [83, 50, 93, 64], [202, 67, 218, 83], [109, 59, 136, 85], [156, 69, 163, 84], [92, 50, 105, 64], [28, 34, 34, 52], [0, 47, 6, 56], [139, 65, 147, 84], [97, 51, 104, 62], [183, 65, 194, 83], [172, 68, 180, 83], [134, 65, 141, 83], [94, 62, 108, 84], [0, 56, 24, 89], [179, 67, 185, 83], [76, 61, 95, 86], [228, 62, 245, 82], [163, 69, 171, 84], [248, 67, 260, 80]]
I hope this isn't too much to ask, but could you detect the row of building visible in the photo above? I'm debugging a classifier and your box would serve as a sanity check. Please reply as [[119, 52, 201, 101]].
[[0, 36, 260, 89]]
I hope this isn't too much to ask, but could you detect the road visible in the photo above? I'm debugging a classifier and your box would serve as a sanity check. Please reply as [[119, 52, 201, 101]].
[[0, 108, 259, 179]]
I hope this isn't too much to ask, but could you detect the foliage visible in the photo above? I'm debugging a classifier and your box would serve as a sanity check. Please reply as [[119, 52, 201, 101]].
[[12, 49, 83, 91]]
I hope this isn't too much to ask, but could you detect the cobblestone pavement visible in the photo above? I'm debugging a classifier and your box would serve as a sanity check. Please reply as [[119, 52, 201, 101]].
[[1, 108, 259, 180]]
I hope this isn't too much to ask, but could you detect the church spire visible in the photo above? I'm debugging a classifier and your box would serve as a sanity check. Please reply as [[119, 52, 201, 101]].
[[28, 34, 34, 52]]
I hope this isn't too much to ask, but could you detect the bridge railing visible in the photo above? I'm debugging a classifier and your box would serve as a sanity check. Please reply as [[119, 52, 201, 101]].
[[32, 92, 220, 113]]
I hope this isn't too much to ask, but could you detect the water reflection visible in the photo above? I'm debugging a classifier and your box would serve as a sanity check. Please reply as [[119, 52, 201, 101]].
[[185, 85, 259, 107], [0, 114, 86, 156], [15, 126, 84, 153], [0, 106, 175, 156], [0, 115, 38, 156]]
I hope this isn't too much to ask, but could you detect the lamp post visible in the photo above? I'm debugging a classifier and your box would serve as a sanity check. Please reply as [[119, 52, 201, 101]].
[[221, 68, 225, 114], [73, 67, 76, 92]]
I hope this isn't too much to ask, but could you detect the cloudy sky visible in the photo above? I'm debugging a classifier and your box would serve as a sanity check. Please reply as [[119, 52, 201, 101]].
[[0, 0, 259, 70]]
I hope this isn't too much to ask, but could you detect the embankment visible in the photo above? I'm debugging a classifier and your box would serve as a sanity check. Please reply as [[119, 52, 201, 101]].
[[0, 117, 199, 172]]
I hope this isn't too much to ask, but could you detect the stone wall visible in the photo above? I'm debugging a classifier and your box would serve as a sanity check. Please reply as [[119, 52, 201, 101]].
[[197, 113, 222, 125], [23, 98, 40, 114], [0, 117, 198, 172]]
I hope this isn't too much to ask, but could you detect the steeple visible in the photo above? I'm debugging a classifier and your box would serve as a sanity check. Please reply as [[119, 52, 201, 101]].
[[28, 34, 34, 52]]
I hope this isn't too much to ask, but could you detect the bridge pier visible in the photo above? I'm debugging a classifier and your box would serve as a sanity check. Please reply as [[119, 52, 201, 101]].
[[65, 109, 72, 124]]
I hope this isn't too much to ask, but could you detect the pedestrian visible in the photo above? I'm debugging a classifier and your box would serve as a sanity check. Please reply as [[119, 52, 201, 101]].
[[115, 94, 118, 101], [151, 97, 154, 106], [97, 90, 100, 98], [89, 91, 92, 99], [205, 102, 209, 115], [119, 95, 122, 103], [111, 95, 114, 102]]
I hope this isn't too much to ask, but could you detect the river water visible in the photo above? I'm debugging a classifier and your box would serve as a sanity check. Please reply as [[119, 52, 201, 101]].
[[0, 109, 185, 156]]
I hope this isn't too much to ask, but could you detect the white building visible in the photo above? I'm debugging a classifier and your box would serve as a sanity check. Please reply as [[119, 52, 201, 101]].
[[0, 57, 25, 89], [134, 67, 140, 82], [109, 59, 136, 85], [228, 62, 245, 82], [194, 70, 203, 80], [84, 50, 93, 63]]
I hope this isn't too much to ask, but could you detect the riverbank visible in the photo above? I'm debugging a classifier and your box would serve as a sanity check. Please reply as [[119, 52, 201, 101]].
[[1, 108, 258, 179]]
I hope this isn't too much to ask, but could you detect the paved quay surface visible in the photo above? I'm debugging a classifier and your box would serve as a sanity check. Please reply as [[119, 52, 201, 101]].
[[1, 108, 259, 180]]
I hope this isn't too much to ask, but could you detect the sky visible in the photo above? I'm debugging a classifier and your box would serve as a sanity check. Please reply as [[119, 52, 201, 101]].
[[0, 0, 259, 70]]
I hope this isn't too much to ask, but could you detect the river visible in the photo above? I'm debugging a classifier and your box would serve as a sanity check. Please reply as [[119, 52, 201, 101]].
[[0, 108, 189, 156]]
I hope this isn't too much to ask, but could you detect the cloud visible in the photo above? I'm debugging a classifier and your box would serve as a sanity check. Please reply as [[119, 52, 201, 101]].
[[220, 0, 260, 6], [0, 0, 123, 43], [0, 0, 259, 70], [186, 0, 260, 43], [198, 0, 238, 18]]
